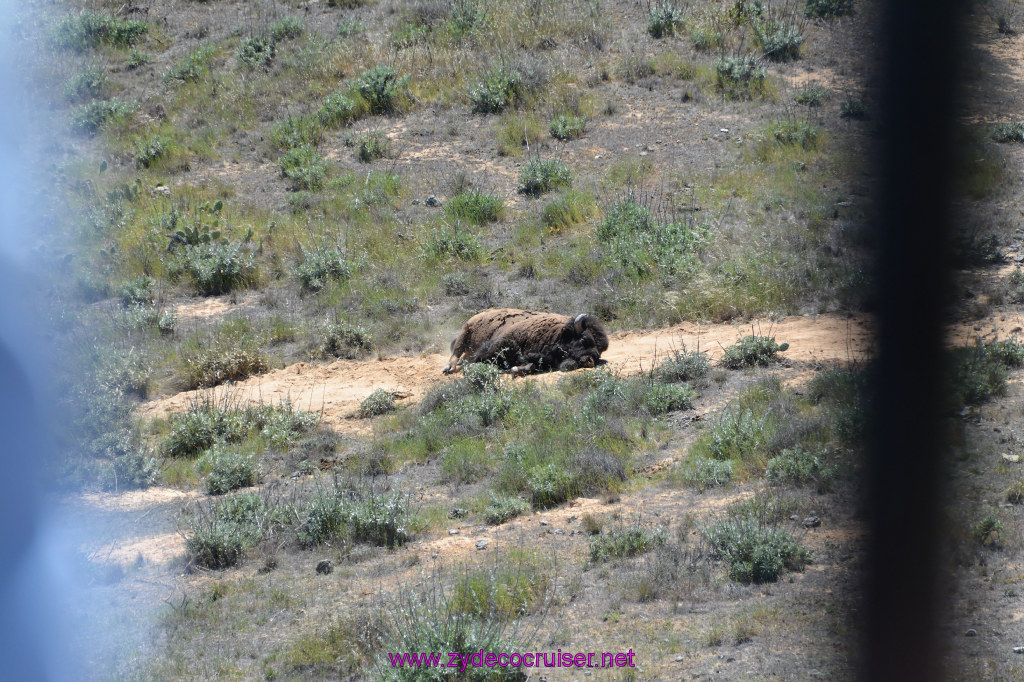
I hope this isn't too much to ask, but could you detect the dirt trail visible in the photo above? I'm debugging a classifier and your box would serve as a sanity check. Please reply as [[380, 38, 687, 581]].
[[137, 314, 874, 432]]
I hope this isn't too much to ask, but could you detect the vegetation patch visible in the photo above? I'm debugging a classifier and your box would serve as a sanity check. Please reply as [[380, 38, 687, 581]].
[[299, 487, 414, 548], [549, 114, 588, 141], [589, 525, 666, 563], [279, 145, 329, 191], [720, 335, 789, 368], [445, 190, 505, 225], [702, 517, 810, 583], [199, 445, 262, 495], [483, 493, 531, 525], [519, 158, 572, 196], [715, 55, 768, 99], [51, 11, 147, 51], [647, 3, 686, 38], [355, 65, 412, 116]]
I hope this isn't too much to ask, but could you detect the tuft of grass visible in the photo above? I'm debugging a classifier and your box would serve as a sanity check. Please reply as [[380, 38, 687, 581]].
[[721, 335, 789, 369], [450, 549, 550, 619], [318, 92, 358, 128], [423, 224, 484, 262], [690, 25, 724, 51], [948, 341, 1024, 407], [655, 348, 710, 383], [163, 397, 318, 458], [589, 525, 666, 563], [70, 98, 134, 135], [359, 389, 396, 417], [991, 121, 1024, 144], [840, 96, 869, 120], [483, 493, 531, 525], [495, 111, 544, 157], [166, 242, 257, 296], [549, 114, 587, 141], [355, 65, 412, 116], [164, 46, 215, 84], [805, 0, 855, 18], [51, 11, 147, 51], [1005, 480, 1024, 505], [541, 189, 596, 233], [270, 115, 323, 151], [616, 54, 656, 84], [270, 16, 304, 41], [518, 158, 572, 196], [299, 488, 413, 548], [186, 492, 270, 569], [125, 50, 151, 69], [116, 276, 155, 307], [175, 322, 269, 390], [355, 131, 390, 163], [648, 2, 686, 38], [765, 118, 821, 150], [794, 83, 830, 107], [445, 190, 505, 225], [973, 514, 1003, 547]]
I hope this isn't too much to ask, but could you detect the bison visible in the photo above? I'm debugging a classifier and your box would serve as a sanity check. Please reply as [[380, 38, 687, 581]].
[[443, 308, 609, 376]]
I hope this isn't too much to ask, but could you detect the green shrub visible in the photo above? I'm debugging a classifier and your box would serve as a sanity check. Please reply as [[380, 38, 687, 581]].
[[337, 20, 366, 37], [360, 389, 396, 417], [51, 11, 147, 50], [805, 0, 855, 18], [647, 3, 685, 38], [279, 144, 329, 191], [271, 16, 304, 41], [296, 246, 352, 293], [318, 92, 357, 128], [165, 399, 318, 457], [391, 22, 430, 49], [186, 492, 267, 569], [450, 550, 549, 619], [356, 131, 390, 163], [715, 55, 767, 99], [112, 449, 160, 490], [549, 114, 587, 141], [721, 335, 789, 369], [314, 321, 372, 359], [299, 489, 412, 548], [655, 348, 710, 383], [682, 456, 733, 492], [589, 526, 666, 563], [616, 54, 656, 84], [840, 96, 869, 119], [355, 65, 412, 116], [483, 494, 531, 525], [702, 518, 809, 583], [794, 84, 830, 107], [690, 25, 724, 50], [125, 50, 151, 69], [70, 98, 134, 135], [596, 196, 709, 280], [949, 344, 1014, 406], [470, 67, 524, 114], [973, 514, 1003, 547], [238, 35, 275, 69], [134, 134, 170, 168], [445, 190, 504, 225], [116, 276, 155, 307], [526, 463, 576, 508], [423, 224, 484, 261], [765, 447, 836, 492], [164, 46, 215, 83], [753, 20, 803, 62], [518, 158, 572, 196], [201, 446, 262, 495], [703, 406, 771, 461], [1005, 480, 1024, 505], [991, 121, 1024, 144], [270, 115, 323, 151], [175, 321, 270, 390], [167, 242, 257, 296], [63, 66, 108, 102]]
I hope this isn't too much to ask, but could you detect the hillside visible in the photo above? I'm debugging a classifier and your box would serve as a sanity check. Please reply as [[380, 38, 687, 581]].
[[18, 0, 1024, 679]]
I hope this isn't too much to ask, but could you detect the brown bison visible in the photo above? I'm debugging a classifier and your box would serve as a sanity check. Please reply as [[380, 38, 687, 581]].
[[443, 308, 609, 376]]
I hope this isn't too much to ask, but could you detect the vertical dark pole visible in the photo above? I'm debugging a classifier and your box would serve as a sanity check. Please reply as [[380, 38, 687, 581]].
[[864, 1, 964, 680]]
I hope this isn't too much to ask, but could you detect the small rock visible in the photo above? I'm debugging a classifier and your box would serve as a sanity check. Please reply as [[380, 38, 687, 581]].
[[426, 195, 442, 207], [675, 655, 684, 662], [476, 539, 489, 550], [1003, 454, 1020, 463], [1014, 646, 1024, 654], [802, 516, 822, 528], [540, 520, 549, 526], [412, 199, 420, 205], [554, 528, 565, 535], [449, 507, 468, 519], [790, 515, 799, 521], [448, 529, 460, 535], [966, 629, 978, 637], [316, 560, 333, 575], [594, 154, 603, 160], [153, 185, 171, 197], [720, 128, 729, 133]]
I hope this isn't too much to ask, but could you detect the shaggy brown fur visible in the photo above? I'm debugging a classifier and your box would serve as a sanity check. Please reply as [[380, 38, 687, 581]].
[[443, 308, 609, 375]]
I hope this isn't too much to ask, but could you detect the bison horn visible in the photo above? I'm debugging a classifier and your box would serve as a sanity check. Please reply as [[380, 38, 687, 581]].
[[574, 313, 587, 331]]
